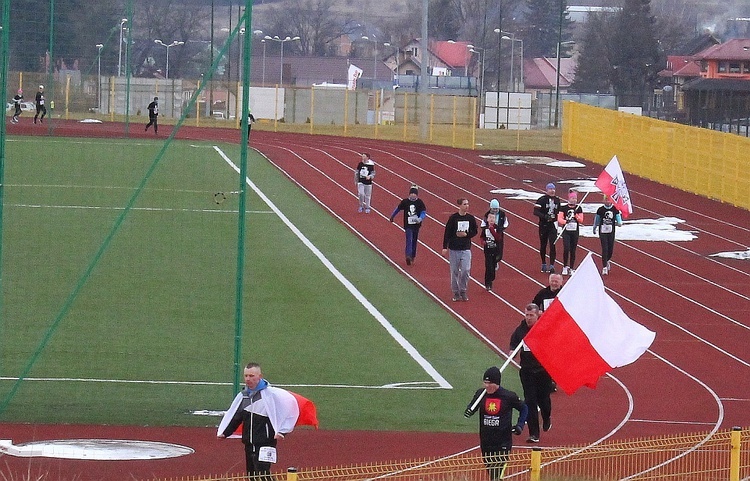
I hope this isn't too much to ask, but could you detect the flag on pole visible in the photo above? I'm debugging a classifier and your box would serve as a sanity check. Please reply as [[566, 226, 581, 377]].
[[523, 253, 655, 395], [348, 64, 363, 90], [217, 386, 319, 438], [595, 155, 633, 218]]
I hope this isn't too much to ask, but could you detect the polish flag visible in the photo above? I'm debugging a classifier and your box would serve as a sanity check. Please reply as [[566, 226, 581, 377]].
[[523, 253, 655, 395], [217, 386, 319, 438], [595, 155, 633, 218]]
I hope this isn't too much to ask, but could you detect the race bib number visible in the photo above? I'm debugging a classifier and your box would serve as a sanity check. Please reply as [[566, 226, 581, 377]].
[[407, 215, 419, 225], [565, 221, 577, 231], [601, 224, 613, 234], [457, 220, 469, 232], [258, 446, 277, 463]]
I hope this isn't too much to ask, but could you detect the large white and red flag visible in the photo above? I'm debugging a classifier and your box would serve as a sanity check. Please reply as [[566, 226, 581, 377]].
[[523, 253, 655, 395], [595, 155, 633, 218], [217, 386, 319, 438]]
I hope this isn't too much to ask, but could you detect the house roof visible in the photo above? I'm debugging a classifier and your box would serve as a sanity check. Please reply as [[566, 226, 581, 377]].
[[523, 57, 576, 89], [429, 40, 471, 69], [681, 77, 750, 92], [658, 55, 702, 78], [694, 38, 750, 61], [673, 33, 721, 56]]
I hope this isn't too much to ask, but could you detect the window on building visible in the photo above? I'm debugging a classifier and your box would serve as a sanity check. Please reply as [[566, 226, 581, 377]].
[[729, 62, 741, 73], [717, 62, 727, 73], [743, 62, 750, 73], [701, 61, 708, 72]]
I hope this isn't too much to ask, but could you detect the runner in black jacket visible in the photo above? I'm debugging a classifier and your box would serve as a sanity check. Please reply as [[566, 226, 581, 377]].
[[465, 366, 528, 480]]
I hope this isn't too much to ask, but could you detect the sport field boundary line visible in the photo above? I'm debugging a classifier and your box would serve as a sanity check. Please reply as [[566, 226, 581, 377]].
[[0, 377, 444, 390], [213, 145, 452, 390]]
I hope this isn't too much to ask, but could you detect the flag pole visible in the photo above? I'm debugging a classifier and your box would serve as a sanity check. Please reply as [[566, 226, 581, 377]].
[[469, 343, 524, 411], [554, 190, 591, 244]]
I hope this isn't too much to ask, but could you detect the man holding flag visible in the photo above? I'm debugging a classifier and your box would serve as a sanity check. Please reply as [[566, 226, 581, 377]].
[[522, 253, 655, 396], [218, 362, 318, 479]]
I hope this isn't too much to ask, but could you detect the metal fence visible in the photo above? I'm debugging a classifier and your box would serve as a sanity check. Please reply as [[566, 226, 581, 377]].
[[153, 427, 748, 481], [562, 101, 750, 211]]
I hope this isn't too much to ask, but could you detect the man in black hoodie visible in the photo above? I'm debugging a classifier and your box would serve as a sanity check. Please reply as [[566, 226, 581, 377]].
[[442, 198, 478, 302]]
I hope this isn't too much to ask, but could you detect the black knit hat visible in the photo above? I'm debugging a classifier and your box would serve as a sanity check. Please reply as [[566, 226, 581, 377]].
[[483, 366, 502, 385], [409, 184, 418, 195]]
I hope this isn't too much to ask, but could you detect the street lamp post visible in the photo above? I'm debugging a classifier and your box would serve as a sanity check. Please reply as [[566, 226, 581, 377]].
[[154, 40, 185, 80], [117, 18, 127, 77], [467, 45, 485, 101], [252, 30, 266, 85], [500, 33, 523, 92], [96, 43, 103, 109], [266, 35, 300, 85]]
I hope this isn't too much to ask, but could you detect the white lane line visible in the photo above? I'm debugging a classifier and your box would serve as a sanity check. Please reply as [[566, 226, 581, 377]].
[[0, 376, 441, 389], [213, 146, 452, 389]]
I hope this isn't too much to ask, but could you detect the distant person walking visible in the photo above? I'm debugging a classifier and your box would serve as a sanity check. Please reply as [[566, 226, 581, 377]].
[[389, 185, 427, 265], [354, 153, 376, 213], [247, 112, 256, 143], [34, 85, 46, 124], [557, 190, 584, 275], [593, 195, 623, 275], [533, 183, 561, 273], [11, 89, 23, 123], [480, 199, 508, 291], [145, 97, 159, 134], [442, 198, 478, 301]]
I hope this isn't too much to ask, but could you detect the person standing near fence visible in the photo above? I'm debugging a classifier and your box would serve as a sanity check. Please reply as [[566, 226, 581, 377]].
[[480, 199, 508, 291], [442, 198, 478, 301], [533, 183, 561, 274], [464, 366, 527, 480], [247, 112, 256, 143], [354, 153, 376, 213], [557, 190, 584, 276], [389, 184, 427, 265], [145, 97, 159, 134], [510, 303, 553, 443], [34, 85, 46, 124], [593, 194, 623, 275], [11, 89, 23, 123]]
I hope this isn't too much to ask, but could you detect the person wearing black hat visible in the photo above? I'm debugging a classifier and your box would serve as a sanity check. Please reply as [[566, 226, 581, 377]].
[[465, 366, 528, 480], [389, 184, 427, 265], [145, 97, 159, 134]]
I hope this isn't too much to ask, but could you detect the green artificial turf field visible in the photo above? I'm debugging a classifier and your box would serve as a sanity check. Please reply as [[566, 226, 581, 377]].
[[0, 136, 519, 432]]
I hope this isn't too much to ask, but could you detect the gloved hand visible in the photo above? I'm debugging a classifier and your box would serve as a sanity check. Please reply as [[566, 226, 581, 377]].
[[464, 408, 473, 418], [512, 425, 523, 435], [389, 217, 395, 223]]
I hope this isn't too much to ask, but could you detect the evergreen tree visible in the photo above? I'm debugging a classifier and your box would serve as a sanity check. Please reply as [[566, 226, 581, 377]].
[[570, 13, 614, 93], [520, 0, 573, 59], [608, 0, 662, 106]]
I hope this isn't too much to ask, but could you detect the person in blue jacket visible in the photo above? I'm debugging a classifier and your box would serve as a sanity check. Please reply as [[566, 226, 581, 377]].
[[389, 185, 427, 266]]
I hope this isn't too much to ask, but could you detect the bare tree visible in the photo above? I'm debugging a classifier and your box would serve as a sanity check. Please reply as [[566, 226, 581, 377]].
[[264, 0, 352, 56]]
